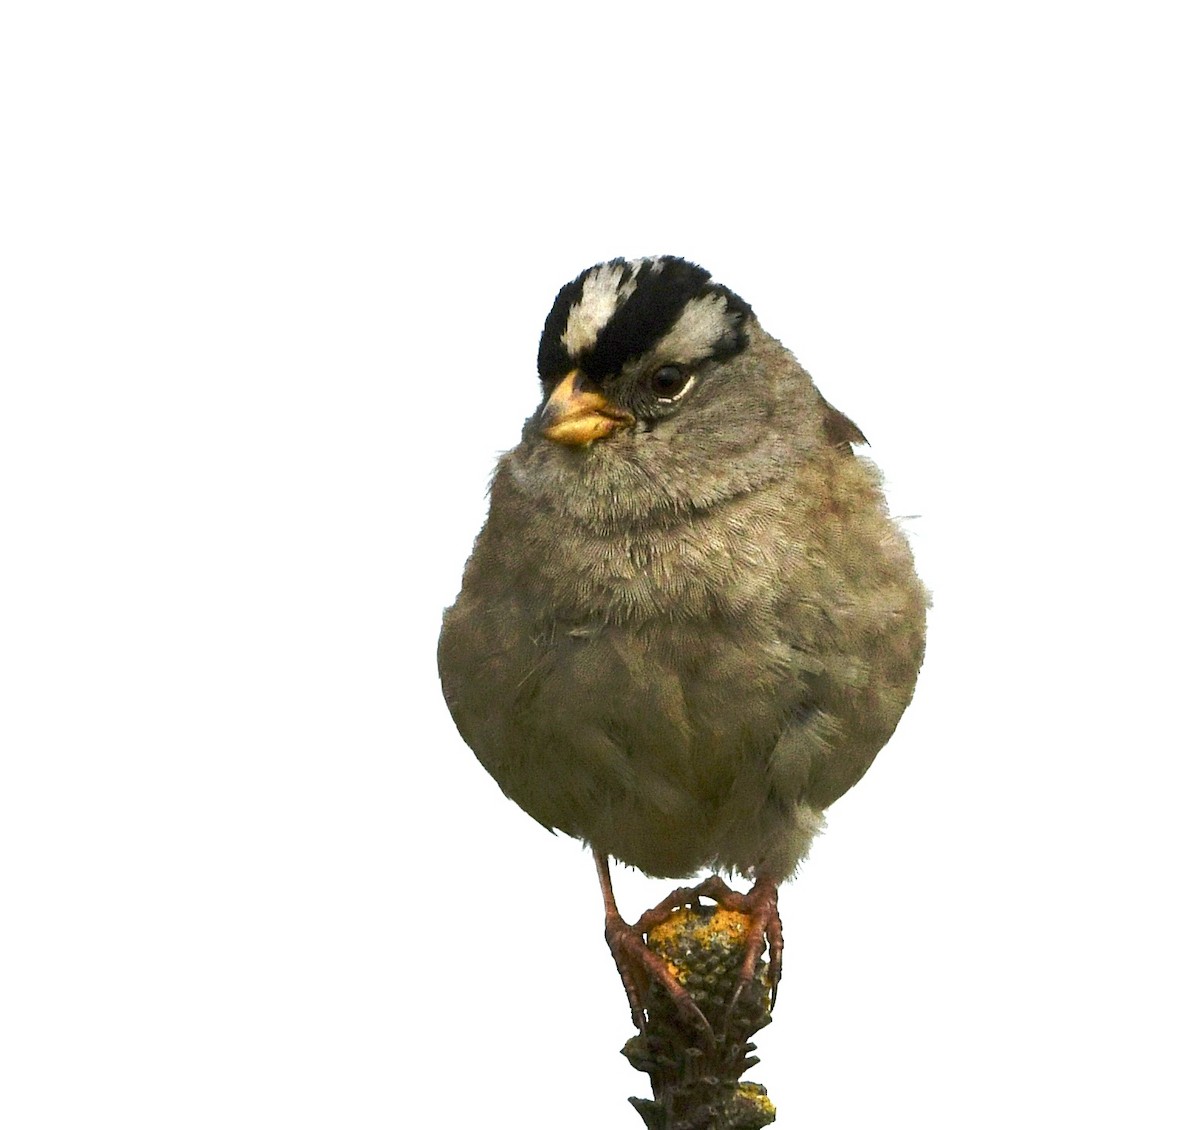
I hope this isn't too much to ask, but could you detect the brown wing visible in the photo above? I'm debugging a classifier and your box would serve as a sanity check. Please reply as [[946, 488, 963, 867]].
[[819, 395, 868, 451]]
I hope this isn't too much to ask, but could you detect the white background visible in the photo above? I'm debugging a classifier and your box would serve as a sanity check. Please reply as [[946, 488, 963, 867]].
[[3, 3, 1197, 1127]]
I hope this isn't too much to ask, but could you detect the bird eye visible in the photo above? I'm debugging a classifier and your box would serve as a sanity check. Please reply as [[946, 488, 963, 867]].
[[647, 366, 693, 401]]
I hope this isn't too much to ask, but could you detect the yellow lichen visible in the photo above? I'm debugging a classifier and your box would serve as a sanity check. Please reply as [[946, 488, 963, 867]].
[[737, 1083, 777, 1119], [646, 906, 756, 986], [648, 907, 752, 948]]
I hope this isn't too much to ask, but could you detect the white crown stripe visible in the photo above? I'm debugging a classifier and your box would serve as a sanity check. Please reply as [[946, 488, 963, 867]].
[[654, 294, 736, 366], [561, 262, 640, 357], [557, 258, 737, 368]]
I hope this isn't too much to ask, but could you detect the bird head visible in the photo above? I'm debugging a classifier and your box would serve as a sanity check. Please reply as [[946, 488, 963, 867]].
[[535, 257, 754, 448], [511, 256, 862, 528]]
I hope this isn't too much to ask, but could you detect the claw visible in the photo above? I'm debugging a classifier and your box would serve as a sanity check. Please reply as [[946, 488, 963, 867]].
[[603, 911, 713, 1036], [592, 850, 784, 1038], [594, 850, 714, 1038], [722, 877, 782, 1010]]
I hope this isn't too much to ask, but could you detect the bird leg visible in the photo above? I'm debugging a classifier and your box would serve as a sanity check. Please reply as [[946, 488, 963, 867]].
[[593, 849, 712, 1037]]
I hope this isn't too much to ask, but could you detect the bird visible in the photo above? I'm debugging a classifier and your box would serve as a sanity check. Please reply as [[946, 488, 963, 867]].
[[438, 255, 927, 1029]]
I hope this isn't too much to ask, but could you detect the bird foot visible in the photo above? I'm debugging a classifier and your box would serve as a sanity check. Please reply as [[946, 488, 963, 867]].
[[603, 909, 713, 1039], [637, 874, 784, 1009], [594, 850, 714, 1038], [594, 852, 782, 1035]]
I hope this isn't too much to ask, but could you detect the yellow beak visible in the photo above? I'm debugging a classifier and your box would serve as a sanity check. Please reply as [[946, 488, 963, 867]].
[[540, 370, 634, 447]]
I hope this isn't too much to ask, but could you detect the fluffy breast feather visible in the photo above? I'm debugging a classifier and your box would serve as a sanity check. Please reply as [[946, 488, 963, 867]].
[[438, 445, 926, 878]]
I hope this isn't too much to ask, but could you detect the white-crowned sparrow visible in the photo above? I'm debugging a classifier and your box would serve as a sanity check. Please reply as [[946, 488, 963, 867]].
[[439, 256, 926, 1026]]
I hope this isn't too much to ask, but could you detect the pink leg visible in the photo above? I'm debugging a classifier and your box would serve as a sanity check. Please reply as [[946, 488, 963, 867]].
[[593, 850, 712, 1036]]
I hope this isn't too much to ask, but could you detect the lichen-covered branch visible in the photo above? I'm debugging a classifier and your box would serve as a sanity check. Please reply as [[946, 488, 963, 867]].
[[622, 906, 776, 1130]]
